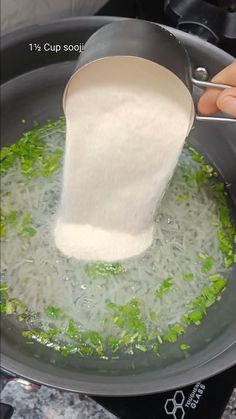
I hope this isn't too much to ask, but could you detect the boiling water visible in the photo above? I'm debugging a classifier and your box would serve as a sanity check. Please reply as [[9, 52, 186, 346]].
[[1, 119, 233, 358]]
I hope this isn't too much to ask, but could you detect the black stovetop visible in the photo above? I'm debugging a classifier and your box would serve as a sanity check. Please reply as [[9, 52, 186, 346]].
[[94, 366, 236, 419], [1, 366, 235, 419]]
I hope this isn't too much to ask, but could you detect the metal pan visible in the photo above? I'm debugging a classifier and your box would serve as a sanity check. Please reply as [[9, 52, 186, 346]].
[[67, 19, 236, 123], [1, 17, 236, 396]]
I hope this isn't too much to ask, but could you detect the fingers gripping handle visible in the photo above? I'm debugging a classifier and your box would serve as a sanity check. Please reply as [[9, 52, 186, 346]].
[[192, 78, 236, 123]]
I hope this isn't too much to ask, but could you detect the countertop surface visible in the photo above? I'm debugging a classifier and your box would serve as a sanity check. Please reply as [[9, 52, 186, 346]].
[[1, 379, 236, 419]]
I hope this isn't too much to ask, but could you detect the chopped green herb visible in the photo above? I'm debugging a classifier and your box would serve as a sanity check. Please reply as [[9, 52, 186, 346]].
[[163, 324, 184, 343], [21, 226, 37, 237], [18, 212, 37, 238], [0, 223, 6, 237], [188, 310, 203, 325], [180, 344, 190, 351], [82, 331, 103, 346], [150, 311, 157, 321], [5, 211, 18, 224], [135, 344, 147, 352], [107, 298, 147, 348], [17, 310, 38, 322], [176, 194, 188, 204], [22, 213, 33, 226], [0, 302, 6, 313], [0, 120, 64, 178], [182, 273, 194, 282], [45, 306, 62, 319], [60, 344, 78, 356], [0, 210, 18, 237], [85, 262, 126, 277], [77, 344, 95, 356], [22, 327, 59, 345], [209, 274, 223, 282], [155, 277, 173, 298], [5, 299, 26, 315], [66, 319, 80, 340], [0, 283, 9, 299], [152, 343, 160, 355], [107, 336, 120, 352], [198, 253, 214, 273]]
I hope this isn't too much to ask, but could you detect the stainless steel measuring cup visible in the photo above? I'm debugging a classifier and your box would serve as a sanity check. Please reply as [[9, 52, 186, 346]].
[[66, 19, 236, 124]]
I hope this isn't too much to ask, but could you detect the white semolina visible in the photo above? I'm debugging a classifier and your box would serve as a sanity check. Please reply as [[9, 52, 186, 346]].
[[54, 56, 194, 260]]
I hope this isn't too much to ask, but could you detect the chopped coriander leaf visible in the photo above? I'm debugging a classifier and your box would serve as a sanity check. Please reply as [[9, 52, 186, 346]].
[[189, 147, 216, 179], [0, 122, 64, 177], [107, 299, 146, 337], [119, 333, 138, 346], [85, 262, 126, 277], [5, 211, 18, 224], [181, 168, 198, 186], [5, 299, 26, 315], [212, 278, 226, 294], [60, 344, 78, 356], [40, 150, 63, 177], [107, 336, 120, 351], [21, 226, 37, 238], [18, 310, 38, 322], [135, 344, 147, 352], [218, 231, 233, 254], [18, 212, 37, 238], [155, 277, 173, 298], [176, 194, 188, 204], [182, 273, 194, 282], [150, 311, 157, 321], [189, 148, 205, 164], [0, 302, 6, 312], [0, 223, 6, 237], [201, 257, 214, 273], [152, 343, 159, 355], [180, 344, 190, 351], [198, 253, 214, 273], [163, 324, 184, 343], [209, 274, 223, 282], [181, 168, 208, 186], [184, 310, 203, 326], [77, 344, 95, 356], [21, 213, 33, 226], [82, 331, 103, 346], [0, 210, 18, 237], [157, 335, 163, 344], [66, 319, 80, 340], [224, 256, 235, 268], [0, 283, 8, 292], [45, 306, 62, 318], [22, 328, 59, 345]]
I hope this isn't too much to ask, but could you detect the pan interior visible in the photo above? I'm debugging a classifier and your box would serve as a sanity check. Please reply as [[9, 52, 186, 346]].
[[1, 59, 236, 394]]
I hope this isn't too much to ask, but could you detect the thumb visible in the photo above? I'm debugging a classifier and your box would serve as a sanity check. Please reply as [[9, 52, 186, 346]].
[[216, 87, 236, 117]]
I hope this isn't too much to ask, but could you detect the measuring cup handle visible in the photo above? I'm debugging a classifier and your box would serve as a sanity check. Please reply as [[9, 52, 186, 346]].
[[191, 77, 236, 123]]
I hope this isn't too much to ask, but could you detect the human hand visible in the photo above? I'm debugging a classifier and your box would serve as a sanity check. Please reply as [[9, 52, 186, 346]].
[[198, 62, 236, 117]]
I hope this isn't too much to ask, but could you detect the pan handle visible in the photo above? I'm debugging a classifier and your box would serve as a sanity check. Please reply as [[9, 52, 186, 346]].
[[191, 78, 236, 123]]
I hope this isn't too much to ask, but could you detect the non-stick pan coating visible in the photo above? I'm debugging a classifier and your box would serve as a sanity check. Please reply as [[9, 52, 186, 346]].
[[1, 18, 236, 395]]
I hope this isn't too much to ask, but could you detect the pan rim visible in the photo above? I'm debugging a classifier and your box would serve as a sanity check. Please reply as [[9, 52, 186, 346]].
[[1, 16, 236, 395], [1, 346, 236, 395]]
